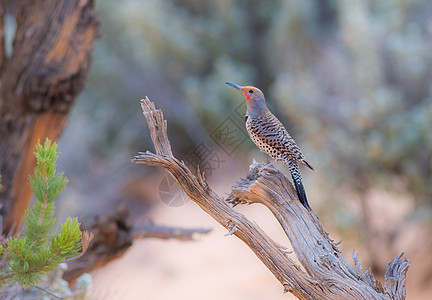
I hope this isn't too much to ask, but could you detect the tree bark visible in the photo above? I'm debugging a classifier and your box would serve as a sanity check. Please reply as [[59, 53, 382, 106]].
[[0, 0, 99, 234], [132, 97, 409, 299]]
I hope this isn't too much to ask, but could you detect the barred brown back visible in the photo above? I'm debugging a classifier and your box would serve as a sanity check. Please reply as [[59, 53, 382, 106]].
[[246, 110, 313, 170]]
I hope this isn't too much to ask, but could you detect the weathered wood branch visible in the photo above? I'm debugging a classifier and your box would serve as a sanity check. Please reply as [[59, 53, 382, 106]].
[[132, 221, 211, 241], [132, 97, 409, 300], [63, 206, 210, 282]]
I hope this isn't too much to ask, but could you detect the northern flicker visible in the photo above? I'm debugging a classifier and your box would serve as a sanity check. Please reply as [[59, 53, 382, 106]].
[[226, 82, 314, 209]]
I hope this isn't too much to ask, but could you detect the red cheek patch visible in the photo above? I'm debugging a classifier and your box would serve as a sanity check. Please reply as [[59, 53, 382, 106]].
[[242, 91, 252, 101]]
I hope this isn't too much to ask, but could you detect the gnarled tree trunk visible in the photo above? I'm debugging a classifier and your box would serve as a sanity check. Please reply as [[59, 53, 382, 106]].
[[133, 97, 409, 299], [0, 0, 99, 234]]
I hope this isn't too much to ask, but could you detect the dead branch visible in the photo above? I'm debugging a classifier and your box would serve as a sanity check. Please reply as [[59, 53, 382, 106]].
[[64, 206, 210, 281], [133, 221, 211, 241], [132, 97, 409, 300]]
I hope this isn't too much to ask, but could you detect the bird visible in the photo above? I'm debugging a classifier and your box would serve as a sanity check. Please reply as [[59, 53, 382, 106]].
[[226, 82, 314, 209]]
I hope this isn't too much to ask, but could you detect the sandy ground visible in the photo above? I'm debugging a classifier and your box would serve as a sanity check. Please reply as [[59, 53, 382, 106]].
[[90, 200, 299, 300]]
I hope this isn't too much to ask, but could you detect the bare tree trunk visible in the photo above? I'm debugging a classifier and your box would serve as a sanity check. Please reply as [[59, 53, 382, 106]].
[[0, 0, 99, 234], [132, 97, 409, 300]]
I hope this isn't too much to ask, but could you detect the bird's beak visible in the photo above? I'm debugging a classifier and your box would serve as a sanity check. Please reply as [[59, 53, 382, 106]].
[[225, 82, 243, 92]]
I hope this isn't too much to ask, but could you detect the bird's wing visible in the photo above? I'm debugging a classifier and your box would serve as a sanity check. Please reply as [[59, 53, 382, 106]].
[[254, 112, 314, 170]]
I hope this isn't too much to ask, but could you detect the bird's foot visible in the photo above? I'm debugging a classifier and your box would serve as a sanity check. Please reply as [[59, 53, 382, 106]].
[[258, 159, 279, 173]]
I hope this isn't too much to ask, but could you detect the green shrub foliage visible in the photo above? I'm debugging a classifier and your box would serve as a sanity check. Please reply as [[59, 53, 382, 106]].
[[2, 139, 82, 288]]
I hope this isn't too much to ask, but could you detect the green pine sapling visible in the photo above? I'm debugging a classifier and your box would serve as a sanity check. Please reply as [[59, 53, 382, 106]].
[[0, 139, 92, 289]]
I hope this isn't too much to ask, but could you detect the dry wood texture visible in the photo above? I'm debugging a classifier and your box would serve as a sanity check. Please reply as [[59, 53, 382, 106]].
[[0, 0, 99, 234], [64, 206, 210, 282], [132, 97, 409, 299]]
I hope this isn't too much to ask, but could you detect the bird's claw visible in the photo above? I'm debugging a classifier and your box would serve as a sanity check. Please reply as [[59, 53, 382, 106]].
[[258, 159, 279, 173]]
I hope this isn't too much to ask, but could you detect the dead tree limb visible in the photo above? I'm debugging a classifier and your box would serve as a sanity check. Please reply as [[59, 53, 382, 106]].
[[132, 97, 409, 300], [63, 206, 211, 282], [132, 221, 211, 241]]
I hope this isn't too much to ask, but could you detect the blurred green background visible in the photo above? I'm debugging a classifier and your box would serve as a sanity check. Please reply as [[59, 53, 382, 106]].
[[56, 0, 431, 297]]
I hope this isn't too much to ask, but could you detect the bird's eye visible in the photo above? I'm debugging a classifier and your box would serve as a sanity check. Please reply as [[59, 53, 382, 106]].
[[249, 89, 254, 93]]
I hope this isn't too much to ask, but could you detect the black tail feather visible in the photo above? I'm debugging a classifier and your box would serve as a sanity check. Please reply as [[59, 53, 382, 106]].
[[293, 179, 311, 210], [287, 160, 311, 210]]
